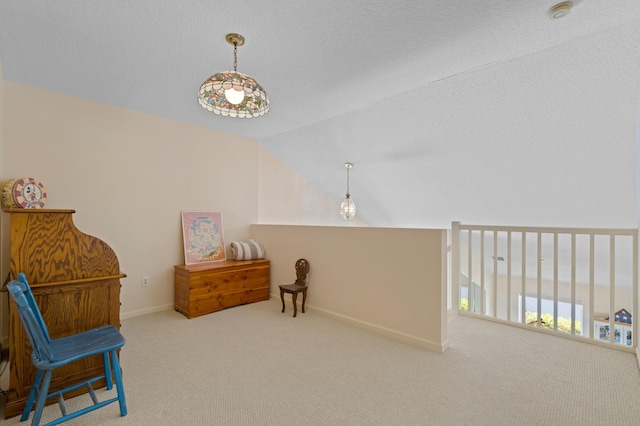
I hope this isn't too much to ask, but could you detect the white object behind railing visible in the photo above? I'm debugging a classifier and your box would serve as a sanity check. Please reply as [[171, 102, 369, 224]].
[[451, 222, 638, 353]]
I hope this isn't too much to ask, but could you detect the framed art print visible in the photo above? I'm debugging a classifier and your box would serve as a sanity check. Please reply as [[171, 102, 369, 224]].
[[181, 211, 226, 264]]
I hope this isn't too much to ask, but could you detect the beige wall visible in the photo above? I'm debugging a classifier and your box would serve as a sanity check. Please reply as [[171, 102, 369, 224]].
[[251, 224, 449, 351], [257, 147, 369, 227], [0, 81, 449, 352], [0, 82, 261, 320], [0, 82, 393, 349]]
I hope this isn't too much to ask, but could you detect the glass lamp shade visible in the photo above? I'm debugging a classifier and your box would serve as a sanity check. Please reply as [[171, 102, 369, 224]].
[[340, 195, 357, 221], [198, 70, 269, 118]]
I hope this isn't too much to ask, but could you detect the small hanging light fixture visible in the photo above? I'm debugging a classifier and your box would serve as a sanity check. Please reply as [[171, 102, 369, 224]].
[[339, 162, 357, 221], [197, 33, 270, 118]]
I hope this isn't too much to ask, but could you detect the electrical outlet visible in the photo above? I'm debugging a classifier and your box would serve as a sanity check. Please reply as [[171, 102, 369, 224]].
[[142, 276, 150, 287]]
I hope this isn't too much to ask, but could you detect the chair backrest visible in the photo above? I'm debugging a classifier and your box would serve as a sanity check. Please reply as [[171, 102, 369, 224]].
[[6, 272, 55, 363], [294, 258, 310, 286]]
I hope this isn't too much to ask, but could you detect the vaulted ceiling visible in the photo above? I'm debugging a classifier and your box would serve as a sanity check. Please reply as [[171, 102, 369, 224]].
[[2, 1, 640, 228]]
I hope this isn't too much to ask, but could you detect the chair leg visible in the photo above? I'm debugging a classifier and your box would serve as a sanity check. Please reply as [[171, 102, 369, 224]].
[[21, 369, 44, 421], [31, 370, 53, 426], [280, 290, 285, 313], [103, 351, 113, 390], [110, 349, 128, 416], [292, 292, 298, 317], [302, 290, 307, 314]]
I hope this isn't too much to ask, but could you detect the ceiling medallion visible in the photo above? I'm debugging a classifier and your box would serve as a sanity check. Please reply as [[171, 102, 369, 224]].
[[548, 2, 573, 19]]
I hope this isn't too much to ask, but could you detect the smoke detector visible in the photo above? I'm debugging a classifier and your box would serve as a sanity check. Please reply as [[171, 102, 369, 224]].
[[548, 1, 573, 19]]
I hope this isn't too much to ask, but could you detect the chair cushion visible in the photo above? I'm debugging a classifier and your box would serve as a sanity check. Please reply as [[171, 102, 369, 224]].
[[230, 239, 265, 260]]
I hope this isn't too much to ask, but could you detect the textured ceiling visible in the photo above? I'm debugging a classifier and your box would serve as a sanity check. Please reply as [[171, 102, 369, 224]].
[[2, 1, 640, 230], [1, 0, 638, 140]]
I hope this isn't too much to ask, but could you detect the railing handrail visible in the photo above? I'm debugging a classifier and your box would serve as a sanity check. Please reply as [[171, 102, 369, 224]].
[[457, 223, 637, 236]]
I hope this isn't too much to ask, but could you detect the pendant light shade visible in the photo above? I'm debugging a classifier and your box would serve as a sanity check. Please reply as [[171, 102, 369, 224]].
[[197, 33, 270, 119], [339, 162, 357, 221]]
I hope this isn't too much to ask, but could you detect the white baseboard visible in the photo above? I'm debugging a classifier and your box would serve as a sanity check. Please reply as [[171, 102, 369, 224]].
[[270, 293, 447, 352], [636, 346, 640, 371], [120, 303, 174, 320]]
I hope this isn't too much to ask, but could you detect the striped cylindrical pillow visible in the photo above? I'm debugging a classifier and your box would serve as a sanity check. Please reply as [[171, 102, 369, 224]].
[[230, 239, 265, 260]]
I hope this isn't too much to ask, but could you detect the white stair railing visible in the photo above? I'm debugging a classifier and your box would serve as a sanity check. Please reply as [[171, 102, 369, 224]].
[[451, 222, 638, 352]]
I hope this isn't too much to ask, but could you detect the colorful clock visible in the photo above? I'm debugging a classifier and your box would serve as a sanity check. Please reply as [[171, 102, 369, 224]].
[[13, 177, 47, 209]]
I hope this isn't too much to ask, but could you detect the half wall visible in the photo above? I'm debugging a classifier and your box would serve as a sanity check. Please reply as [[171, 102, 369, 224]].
[[251, 224, 448, 351]]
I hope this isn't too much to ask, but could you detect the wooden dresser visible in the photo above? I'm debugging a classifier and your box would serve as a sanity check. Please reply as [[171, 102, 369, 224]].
[[2, 208, 125, 419], [174, 259, 270, 319]]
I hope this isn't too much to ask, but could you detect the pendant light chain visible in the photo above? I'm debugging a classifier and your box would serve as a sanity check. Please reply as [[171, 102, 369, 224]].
[[233, 43, 238, 72], [346, 165, 351, 197]]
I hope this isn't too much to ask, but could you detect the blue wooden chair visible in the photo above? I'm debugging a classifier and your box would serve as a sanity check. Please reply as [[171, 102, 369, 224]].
[[6, 272, 127, 426]]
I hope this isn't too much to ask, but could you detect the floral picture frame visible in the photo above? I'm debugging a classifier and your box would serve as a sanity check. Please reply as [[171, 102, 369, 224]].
[[181, 211, 226, 264]]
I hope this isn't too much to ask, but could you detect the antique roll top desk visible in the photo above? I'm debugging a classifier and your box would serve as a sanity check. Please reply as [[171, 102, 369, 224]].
[[2, 208, 125, 419]]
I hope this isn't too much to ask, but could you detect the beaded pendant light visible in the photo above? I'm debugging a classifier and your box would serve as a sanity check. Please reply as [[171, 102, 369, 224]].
[[197, 33, 269, 118], [339, 162, 357, 221]]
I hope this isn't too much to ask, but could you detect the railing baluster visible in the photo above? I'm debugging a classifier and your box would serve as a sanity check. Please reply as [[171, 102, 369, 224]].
[[537, 232, 542, 328], [553, 233, 559, 332], [571, 233, 576, 335], [609, 235, 615, 344], [507, 231, 512, 322], [493, 230, 498, 318], [589, 234, 595, 339], [521, 232, 526, 325], [480, 230, 485, 315], [468, 230, 473, 313], [451, 222, 460, 315], [633, 231, 638, 348]]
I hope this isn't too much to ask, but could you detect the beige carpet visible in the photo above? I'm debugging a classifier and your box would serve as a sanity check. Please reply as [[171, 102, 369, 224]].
[[1, 297, 640, 425]]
